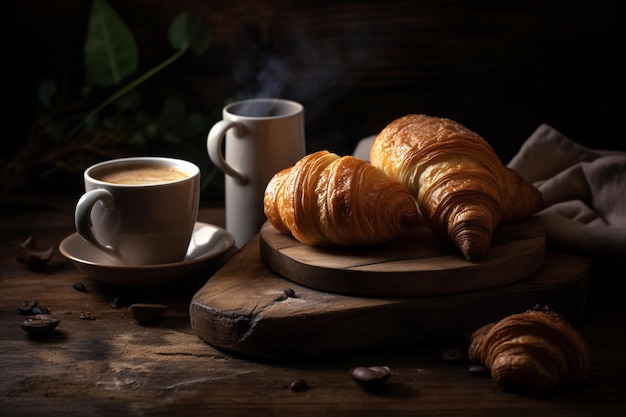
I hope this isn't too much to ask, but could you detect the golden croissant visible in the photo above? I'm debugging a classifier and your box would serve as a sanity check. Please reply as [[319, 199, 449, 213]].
[[370, 114, 544, 260], [263, 150, 420, 246], [468, 305, 591, 391]]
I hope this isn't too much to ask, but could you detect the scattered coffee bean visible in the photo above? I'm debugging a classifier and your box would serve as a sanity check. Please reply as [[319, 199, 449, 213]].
[[289, 379, 308, 392], [469, 364, 491, 377], [440, 347, 466, 362], [19, 299, 38, 315], [20, 314, 60, 338], [129, 303, 168, 324], [18, 300, 51, 316], [73, 282, 87, 292], [31, 306, 50, 315], [350, 366, 392, 389], [16, 237, 55, 268], [79, 312, 95, 320], [110, 296, 125, 309], [283, 288, 296, 298]]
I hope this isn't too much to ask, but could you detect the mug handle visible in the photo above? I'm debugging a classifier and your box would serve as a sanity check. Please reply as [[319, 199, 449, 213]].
[[75, 189, 119, 256], [207, 120, 248, 185]]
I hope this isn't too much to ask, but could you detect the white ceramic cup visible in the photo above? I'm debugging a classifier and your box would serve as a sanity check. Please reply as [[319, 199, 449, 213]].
[[207, 98, 306, 247], [75, 157, 200, 266]]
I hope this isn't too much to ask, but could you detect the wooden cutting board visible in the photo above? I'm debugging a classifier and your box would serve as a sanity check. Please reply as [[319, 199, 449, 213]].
[[190, 223, 591, 359], [259, 219, 546, 297]]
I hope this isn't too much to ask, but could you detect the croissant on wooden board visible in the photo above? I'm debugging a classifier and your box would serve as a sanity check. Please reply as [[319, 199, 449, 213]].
[[468, 305, 591, 392], [263, 150, 420, 246], [370, 114, 544, 261]]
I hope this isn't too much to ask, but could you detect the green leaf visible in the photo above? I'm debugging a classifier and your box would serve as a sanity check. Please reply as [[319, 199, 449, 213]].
[[160, 95, 186, 127], [129, 132, 146, 146], [144, 122, 159, 139], [114, 90, 142, 111], [182, 112, 210, 136], [161, 112, 209, 140], [168, 13, 212, 56], [85, 0, 138, 87], [163, 133, 183, 144], [37, 80, 57, 108]]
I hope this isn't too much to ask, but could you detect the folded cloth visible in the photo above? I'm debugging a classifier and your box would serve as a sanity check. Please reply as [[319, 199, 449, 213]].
[[508, 124, 626, 259], [353, 124, 626, 260], [353, 135, 376, 162]]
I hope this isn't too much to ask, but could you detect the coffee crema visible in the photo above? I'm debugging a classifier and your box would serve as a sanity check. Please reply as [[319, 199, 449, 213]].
[[96, 164, 188, 185]]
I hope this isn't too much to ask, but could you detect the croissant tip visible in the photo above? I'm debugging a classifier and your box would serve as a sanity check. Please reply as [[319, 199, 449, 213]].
[[458, 239, 487, 261]]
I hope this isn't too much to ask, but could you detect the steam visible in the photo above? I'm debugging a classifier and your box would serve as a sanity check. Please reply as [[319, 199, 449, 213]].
[[231, 18, 369, 120]]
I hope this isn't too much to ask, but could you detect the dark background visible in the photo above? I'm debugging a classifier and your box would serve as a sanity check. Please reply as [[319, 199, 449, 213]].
[[4, 0, 624, 201]]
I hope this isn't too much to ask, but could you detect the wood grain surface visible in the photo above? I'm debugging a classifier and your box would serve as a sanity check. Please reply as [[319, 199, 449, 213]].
[[3, 197, 626, 417], [190, 233, 589, 359], [259, 219, 546, 297]]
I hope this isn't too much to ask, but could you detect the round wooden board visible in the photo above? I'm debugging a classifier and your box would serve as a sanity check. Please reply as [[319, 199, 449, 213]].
[[259, 219, 546, 297]]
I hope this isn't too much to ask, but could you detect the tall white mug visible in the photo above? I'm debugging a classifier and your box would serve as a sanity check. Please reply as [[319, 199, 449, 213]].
[[207, 98, 306, 247]]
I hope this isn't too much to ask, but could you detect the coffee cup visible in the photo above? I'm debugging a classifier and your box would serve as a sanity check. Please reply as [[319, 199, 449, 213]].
[[75, 157, 200, 266], [207, 98, 306, 247]]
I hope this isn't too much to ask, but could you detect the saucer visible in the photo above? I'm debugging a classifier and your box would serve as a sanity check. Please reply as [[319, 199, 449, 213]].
[[59, 222, 235, 287]]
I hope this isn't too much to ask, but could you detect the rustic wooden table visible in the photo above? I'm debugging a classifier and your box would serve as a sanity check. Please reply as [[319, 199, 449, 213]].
[[1, 195, 625, 417]]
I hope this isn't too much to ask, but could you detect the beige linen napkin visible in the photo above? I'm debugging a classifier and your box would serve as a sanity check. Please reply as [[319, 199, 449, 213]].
[[508, 124, 626, 259]]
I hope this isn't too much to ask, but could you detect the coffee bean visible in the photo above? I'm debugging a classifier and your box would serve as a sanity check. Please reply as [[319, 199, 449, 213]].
[[16, 237, 54, 269], [469, 364, 491, 377], [289, 379, 308, 392], [20, 314, 60, 339], [350, 366, 392, 389], [129, 303, 168, 324], [31, 306, 50, 315], [110, 296, 125, 309], [73, 282, 87, 292], [19, 300, 38, 315], [79, 312, 95, 320], [440, 347, 466, 362]]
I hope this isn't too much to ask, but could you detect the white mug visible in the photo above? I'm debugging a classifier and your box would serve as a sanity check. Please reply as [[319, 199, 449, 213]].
[[75, 157, 200, 265], [207, 98, 306, 247]]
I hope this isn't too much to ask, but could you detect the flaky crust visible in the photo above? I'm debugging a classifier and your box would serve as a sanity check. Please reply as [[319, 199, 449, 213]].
[[263, 150, 420, 246], [468, 306, 591, 391], [370, 114, 544, 260]]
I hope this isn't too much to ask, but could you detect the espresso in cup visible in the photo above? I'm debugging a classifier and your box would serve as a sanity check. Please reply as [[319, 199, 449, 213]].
[[95, 164, 188, 185], [75, 157, 200, 266]]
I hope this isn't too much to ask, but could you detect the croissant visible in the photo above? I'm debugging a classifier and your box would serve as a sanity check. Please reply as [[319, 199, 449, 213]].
[[263, 150, 420, 246], [370, 114, 544, 260], [468, 305, 591, 391]]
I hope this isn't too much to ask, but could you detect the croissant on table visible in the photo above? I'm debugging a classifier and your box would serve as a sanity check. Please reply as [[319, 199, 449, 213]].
[[468, 305, 591, 391], [370, 114, 544, 261], [263, 150, 420, 246]]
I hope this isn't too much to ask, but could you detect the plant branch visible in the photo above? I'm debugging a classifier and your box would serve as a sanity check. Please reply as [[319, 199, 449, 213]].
[[67, 44, 189, 139]]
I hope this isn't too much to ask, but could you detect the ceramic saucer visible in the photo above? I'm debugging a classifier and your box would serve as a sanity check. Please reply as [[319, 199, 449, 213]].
[[59, 222, 235, 287]]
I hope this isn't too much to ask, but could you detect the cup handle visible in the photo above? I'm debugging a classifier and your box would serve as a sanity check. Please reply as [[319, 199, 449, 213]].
[[75, 189, 119, 256], [207, 120, 248, 185]]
